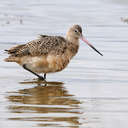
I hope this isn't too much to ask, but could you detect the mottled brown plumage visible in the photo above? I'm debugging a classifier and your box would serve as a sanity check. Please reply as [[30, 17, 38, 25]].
[[6, 36, 68, 57], [4, 24, 103, 80]]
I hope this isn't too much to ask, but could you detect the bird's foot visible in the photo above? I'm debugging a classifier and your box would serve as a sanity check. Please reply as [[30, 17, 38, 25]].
[[37, 76, 47, 86], [38, 76, 45, 81]]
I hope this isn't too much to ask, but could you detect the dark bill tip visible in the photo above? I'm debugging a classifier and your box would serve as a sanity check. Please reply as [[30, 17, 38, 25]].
[[81, 36, 103, 56], [89, 44, 103, 56]]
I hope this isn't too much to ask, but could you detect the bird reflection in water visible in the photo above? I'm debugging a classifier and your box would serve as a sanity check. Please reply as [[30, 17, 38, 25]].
[[7, 82, 82, 127]]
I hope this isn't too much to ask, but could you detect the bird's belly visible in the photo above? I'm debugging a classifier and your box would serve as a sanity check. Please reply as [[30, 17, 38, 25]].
[[19, 55, 70, 73]]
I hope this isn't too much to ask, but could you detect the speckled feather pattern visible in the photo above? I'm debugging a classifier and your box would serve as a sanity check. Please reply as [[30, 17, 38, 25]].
[[7, 35, 69, 57]]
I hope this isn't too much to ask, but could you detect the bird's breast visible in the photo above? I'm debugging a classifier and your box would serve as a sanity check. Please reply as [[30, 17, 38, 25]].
[[18, 44, 79, 73]]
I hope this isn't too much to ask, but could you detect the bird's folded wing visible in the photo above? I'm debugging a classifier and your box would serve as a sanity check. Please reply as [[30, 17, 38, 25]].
[[5, 35, 67, 57]]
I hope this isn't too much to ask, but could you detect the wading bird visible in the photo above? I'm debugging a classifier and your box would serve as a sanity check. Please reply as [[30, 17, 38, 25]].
[[4, 25, 103, 80]]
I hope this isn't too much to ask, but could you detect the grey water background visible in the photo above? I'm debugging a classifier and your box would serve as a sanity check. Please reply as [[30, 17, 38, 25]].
[[0, 0, 128, 127]]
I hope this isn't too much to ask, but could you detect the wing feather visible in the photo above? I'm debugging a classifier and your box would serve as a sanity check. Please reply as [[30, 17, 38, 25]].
[[5, 35, 67, 57]]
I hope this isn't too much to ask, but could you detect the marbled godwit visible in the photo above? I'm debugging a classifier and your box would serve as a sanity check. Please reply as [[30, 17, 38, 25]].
[[4, 25, 103, 80]]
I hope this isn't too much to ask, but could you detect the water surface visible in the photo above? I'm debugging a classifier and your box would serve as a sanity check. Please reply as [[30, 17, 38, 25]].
[[0, 0, 128, 128]]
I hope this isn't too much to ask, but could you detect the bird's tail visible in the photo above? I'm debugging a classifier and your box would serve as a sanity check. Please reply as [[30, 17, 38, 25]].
[[4, 56, 19, 62]]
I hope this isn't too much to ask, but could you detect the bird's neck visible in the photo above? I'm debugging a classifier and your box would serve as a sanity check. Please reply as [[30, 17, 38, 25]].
[[66, 35, 79, 58], [66, 35, 79, 45]]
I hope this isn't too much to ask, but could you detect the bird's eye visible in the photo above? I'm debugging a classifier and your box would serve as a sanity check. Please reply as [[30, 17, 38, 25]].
[[74, 30, 78, 33]]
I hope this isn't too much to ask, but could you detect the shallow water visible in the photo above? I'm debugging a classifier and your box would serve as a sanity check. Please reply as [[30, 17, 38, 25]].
[[0, 0, 128, 128]]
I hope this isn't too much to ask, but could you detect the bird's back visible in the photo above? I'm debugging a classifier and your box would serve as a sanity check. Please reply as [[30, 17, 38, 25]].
[[5, 35, 67, 59]]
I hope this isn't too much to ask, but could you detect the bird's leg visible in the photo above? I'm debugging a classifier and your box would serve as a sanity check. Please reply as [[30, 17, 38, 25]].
[[44, 73, 46, 80], [23, 64, 45, 80]]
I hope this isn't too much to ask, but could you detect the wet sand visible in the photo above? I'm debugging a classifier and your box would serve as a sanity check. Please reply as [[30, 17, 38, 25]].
[[0, 0, 128, 128]]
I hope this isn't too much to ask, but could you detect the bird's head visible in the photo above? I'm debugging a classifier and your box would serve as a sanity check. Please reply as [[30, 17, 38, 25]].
[[66, 24, 103, 56], [67, 24, 82, 39]]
